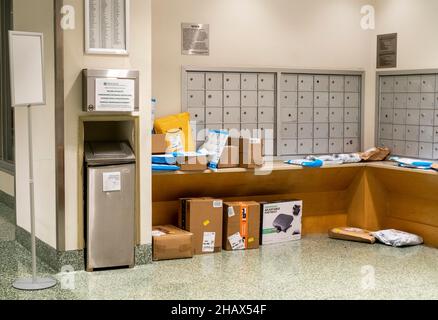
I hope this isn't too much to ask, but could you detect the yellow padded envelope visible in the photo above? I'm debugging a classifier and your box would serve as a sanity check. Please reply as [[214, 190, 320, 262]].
[[154, 112, 195, 152]]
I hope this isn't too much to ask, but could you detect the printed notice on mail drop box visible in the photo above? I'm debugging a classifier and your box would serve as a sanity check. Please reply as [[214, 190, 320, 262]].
[[95, 78, 135, 112]]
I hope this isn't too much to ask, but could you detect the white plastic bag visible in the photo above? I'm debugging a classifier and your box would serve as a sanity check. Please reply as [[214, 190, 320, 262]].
[[198, 130, 229, 170], [371, 229, 423, 247]]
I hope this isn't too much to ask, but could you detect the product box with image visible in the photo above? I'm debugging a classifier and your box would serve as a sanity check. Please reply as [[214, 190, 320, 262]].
[[223, 202, 260, 251], [260, 200, 303, 245], [179, 198, 223, 255]]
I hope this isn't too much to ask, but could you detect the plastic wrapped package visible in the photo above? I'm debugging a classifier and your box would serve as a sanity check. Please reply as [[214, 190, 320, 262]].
[[390, 157, 433, 170], [198, 130, 230, 170], [371, 229, 424, 247]]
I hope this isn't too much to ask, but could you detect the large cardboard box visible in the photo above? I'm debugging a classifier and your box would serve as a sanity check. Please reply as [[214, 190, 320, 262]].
[[218, 146, 240, 169], [239, 138, 264, 169], [152, 225, 194, 261], [179, 198, 223, 255], [260, 200, 303, 245], [152, 134, 168, 155], [223, 202, 261, 251]]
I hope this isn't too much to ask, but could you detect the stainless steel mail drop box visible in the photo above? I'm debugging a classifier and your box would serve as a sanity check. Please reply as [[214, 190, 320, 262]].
[[84, 141, 136, 271], [83, 69, 140, 113]]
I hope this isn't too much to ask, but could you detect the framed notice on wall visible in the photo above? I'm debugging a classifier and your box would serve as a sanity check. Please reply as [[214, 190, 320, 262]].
[[181, 23, 210, 56], [377, 33, 397, 68], [85, 0, 130, 55]]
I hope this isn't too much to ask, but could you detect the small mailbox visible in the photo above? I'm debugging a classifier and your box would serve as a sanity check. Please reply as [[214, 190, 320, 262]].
[[83, 69, 139, 113]]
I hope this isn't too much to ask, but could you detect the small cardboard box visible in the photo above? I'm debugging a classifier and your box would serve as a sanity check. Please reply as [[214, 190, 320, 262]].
[[260, 200, 303, 245], [179, 198, 223, 255], [152, 134, 168, 155], [176, 153, 208, 171], [239, 138, 264, 169], [218, 146, 240, 169], [152, 225, 194, 261], [223, 202, 261, 251]]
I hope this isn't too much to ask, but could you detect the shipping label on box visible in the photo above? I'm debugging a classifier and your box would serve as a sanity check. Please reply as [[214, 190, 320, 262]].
[[260, 200, 303, 245]]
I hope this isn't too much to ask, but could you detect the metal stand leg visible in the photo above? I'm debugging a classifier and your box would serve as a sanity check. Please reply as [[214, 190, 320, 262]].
[[12, 106, 57, 291]]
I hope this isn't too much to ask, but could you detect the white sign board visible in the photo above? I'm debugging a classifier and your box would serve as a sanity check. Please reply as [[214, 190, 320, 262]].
[[9, 31, 45, 107], [85, 0, 130, 55], [95, 78, 135, 112]]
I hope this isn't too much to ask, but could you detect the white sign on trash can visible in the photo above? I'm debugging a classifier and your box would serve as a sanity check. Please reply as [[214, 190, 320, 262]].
[[103, 172, 122, 192]]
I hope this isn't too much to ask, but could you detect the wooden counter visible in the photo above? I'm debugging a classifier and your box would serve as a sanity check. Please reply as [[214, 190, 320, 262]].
[[152, 161, 438, 248]]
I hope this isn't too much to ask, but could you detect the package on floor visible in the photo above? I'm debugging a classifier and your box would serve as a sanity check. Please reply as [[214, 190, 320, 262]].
[[371, 229, 424, 247], [223, 202, 261, 251], [152, 225, 194, 261], [329, 227, 376, 244], [179, 198, 223, 255], [260, 200, 303, 245]]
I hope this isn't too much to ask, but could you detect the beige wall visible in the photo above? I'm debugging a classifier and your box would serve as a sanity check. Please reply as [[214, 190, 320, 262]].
[[0, 171, 14, 196], [376, 0, 438, 70], [63, 0, 152, 251], [8, 0, 438, 252], [152, 0, 377, 148], [13, 0, 57, 248]]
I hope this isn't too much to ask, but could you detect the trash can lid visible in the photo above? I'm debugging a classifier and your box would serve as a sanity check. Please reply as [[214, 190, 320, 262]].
[[85, 142, 136, 165]]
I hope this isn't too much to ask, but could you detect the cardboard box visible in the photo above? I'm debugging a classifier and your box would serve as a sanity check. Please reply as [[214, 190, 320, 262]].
[[260, 200, 303, 245], [152, 225, 194, 261], [218, 146, 240, 169], [239, 138, 264, 169], [179, 198, 223, 255], [223, 202, 261, 251], [228, 137, 240, 147], [152, 134, 168, 155], [178, 197, 212, 228], [176, 153, 208, 171]]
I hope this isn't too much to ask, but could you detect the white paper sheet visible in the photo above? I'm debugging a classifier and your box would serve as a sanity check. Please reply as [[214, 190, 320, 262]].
[[103, 172, 121, 192]]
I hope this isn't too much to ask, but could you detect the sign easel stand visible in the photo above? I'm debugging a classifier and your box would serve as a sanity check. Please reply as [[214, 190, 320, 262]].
[[9, 31, 57, 291]]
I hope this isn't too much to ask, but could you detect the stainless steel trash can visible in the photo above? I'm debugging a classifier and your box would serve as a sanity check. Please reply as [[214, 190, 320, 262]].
[[84, 142, 136, 271]]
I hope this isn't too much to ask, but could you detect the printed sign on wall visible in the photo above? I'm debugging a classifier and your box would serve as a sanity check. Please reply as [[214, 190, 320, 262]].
[[377, 33, 397, 68], [85, 0, 129, 55], [181, 23, 210, 56]]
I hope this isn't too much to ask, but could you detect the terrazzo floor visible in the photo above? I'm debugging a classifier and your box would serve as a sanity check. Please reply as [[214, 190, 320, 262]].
[[1, 202, 438, 300]]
